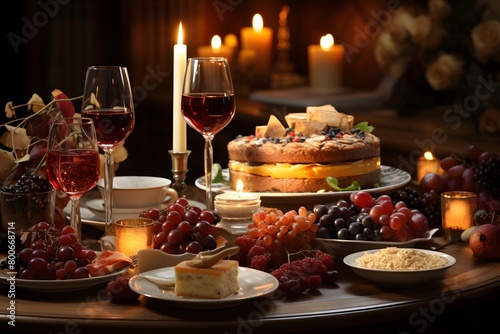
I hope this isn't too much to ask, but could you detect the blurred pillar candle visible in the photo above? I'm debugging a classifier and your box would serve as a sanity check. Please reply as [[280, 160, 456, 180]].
[[115, 218, 154, 258], [308, 34, 344, 93], [240, 14, 272, 79], [417, 151, 443, 182], [197, 35, 233, 63]]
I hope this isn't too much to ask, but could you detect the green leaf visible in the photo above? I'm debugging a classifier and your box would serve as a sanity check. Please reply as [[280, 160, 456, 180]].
[[326, 177, 361, 191], [212, 163, 224, 183], [354, 122, 374, 133]]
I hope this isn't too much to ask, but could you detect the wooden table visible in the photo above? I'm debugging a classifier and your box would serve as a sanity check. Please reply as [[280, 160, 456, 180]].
[[1, 230, 499, 334]]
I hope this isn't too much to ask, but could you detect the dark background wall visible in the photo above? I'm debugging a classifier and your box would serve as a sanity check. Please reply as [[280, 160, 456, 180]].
[[1, 0, 416, 184]]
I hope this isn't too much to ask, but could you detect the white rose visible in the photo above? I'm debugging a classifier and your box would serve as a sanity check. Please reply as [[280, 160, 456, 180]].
[[375, 32, 399, 68], [409, 15, 447, 50], [387, 10, 415, 43], [428, 0, 452, 20], [425, 54, 464, 91], [375, 32, 414, 69], [479, 107, 500, 134], [471, 20, 500, 63]]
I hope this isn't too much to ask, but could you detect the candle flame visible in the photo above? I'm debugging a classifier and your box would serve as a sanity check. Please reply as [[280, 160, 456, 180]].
[[211, 35, 222, 50], [424, 151, 434, 160], [236, 179, 244, 193], [252, 14, 264, 33], [177, 22, 184, 45], [320, 34, 334, 51]]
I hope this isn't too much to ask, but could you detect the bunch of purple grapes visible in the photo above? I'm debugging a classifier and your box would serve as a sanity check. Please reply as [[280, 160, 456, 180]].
[[0, 222, 97, 280], [139, 198, 218, 255]]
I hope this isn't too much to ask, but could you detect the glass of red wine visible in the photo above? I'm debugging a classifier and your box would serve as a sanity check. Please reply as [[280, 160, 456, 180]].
[[46, 117, 100, 242], [181, 57, 236, 211], [81, 66, 135, 236]]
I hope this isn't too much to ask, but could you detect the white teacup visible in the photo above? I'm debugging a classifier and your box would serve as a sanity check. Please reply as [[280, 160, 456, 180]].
[[97, 176, 178, 208]]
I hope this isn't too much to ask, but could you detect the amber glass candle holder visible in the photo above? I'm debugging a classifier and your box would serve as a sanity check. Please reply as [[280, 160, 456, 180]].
[[441, 191, 477, 241], [114, 218, 154, 258]]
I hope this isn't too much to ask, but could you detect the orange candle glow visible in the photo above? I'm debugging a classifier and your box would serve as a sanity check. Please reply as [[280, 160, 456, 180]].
[[441, 191, 477, 241]]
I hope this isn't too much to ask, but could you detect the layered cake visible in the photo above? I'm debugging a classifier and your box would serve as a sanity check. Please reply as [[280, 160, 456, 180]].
[[174, 259, 239, 299], [227, 104, 381, 193]]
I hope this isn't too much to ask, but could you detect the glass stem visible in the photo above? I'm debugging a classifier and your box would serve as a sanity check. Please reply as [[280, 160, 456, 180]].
[[69, 195, 82, 243], [103, 150, 114, 236], [203, 136, 214, 212]]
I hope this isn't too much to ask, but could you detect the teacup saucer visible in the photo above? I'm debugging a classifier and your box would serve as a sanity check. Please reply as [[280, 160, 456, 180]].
[[85, 199, 169, 221]]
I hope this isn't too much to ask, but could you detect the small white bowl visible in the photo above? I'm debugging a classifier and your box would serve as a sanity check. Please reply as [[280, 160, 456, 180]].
[[343, 248, 456, 288], [97, 176, 178, 208]]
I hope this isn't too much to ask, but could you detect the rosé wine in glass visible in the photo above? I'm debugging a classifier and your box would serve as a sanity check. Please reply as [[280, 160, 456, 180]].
[[46, 117, 99, 242]]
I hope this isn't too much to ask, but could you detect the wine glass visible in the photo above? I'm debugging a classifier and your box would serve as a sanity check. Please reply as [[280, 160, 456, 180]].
[[181, 57, 236, 211], [46, 117, 100, 242], [81, 66, 135, 236]]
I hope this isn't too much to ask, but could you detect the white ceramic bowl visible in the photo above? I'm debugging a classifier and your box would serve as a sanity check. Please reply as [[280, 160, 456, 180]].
[[97, 176, 178, 208], [343, 248, 456, 288]]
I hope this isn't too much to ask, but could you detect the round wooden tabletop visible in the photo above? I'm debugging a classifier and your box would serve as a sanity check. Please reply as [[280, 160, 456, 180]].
[[1, 233, 499, 334]]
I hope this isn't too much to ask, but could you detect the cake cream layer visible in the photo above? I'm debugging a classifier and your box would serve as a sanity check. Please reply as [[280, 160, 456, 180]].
[[228, 156, 380, 179]]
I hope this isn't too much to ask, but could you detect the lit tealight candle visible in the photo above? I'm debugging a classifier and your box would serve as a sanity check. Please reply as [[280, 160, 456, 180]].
[[215, 180, 261, 235], [441, 191, 477, 241], [197, 35, 233, 62], [308, 34, 344, 93], [240, 14, 272, 79], [417, 151, 443, 182]]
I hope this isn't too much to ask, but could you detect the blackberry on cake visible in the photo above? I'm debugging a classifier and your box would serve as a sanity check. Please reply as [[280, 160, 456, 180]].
[[227, 104, 381, 193]]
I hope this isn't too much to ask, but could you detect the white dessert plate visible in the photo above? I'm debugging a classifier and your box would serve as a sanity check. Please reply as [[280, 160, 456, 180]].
[[314, 228, 439, 259], [343, 248, 456, 288], [195, 165, 411, 200], [129, 266, 279, 309], [0, 264, 128, 293]]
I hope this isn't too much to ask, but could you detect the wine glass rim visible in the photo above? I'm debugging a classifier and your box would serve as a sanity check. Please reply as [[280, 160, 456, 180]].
[[188, 57, 228, 62], [87, 65, 128, 70], [51, 116, 94, 125]]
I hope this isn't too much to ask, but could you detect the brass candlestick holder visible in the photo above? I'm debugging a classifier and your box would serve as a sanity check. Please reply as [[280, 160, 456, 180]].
[[169, 150, 191, 198]]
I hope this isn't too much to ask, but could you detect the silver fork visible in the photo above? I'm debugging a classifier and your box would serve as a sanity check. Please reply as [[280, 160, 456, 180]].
[[130, 255, 138, 268]]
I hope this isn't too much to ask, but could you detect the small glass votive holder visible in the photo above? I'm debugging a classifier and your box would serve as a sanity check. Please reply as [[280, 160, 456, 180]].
[[114, 217, 154, 258], [214, 192, 261, 236], [1, 189, 56, 235], [441, 191, 477, 241]]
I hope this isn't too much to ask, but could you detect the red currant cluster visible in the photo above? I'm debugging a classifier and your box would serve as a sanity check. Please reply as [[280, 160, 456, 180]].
[[271, 250, 338, 297]]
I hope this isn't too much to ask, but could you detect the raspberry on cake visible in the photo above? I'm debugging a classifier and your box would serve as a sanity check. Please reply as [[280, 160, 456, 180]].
[[174, 259, 239, 299], [227, 104, 381, 193]]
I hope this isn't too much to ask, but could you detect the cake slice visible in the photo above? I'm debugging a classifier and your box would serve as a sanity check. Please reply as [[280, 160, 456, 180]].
[[174, 259, 239, 299]]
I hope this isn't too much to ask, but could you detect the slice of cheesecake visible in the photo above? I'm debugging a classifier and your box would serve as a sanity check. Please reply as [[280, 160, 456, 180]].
[[174, 259, 239, 299]]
